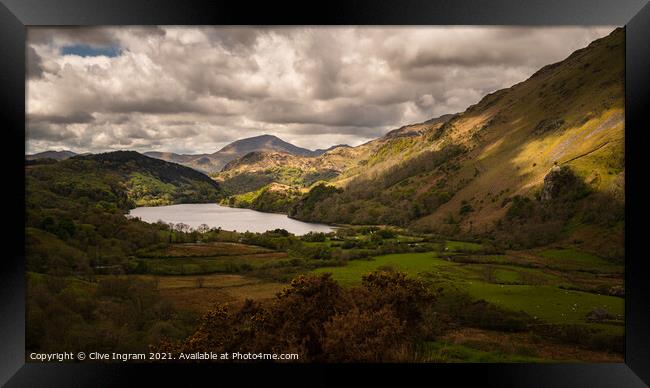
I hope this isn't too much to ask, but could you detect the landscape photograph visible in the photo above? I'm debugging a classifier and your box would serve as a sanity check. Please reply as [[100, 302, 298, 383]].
[[25, 26, 624, 362]]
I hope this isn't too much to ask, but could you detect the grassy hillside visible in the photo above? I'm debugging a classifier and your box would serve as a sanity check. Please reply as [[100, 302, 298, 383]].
[[287, 28, 624, 258], [26, 150, 78, 160], [146, 134, 326, 174], [215, 116, 456, 212], [34, 151, 222, 207], [216, 151, 338, 193], [224, 182, 303, 213], [25, 151, 223, 274]]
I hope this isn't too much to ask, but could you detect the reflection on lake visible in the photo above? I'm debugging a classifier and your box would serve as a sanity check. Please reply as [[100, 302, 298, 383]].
[[128, 203, 335, 235]]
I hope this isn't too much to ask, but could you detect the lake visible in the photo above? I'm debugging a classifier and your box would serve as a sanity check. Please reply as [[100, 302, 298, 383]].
[[128, 203, 335, 235]]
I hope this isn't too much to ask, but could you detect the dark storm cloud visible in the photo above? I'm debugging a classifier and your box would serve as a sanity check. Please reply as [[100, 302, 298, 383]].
[[282, 123, 382, 138], [27, 46, 43, 79], [396, 38, 534, 69], [27, 122, 77, 141], [27, 26, 165, 47], [28, 112, 95, 124], [104, 98, 213, 115], [120, 125, 152, 140], [26, 26, 616, 154], [253, 99, 405, 128], [203, 27, 262, 50], [28, 27, 117, 47]]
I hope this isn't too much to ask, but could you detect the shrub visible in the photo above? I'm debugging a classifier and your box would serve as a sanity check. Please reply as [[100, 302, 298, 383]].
[[506, 196, 534, 220], [323, 306, 409, 362], [433, 290, 531, 332], [459, 200, 474, 215], [375, 229, 397, 239], [458, 300, 530, 332], [532, 324, 623, 353], [302, 232, 327, 242], [358, 270, 435, 330], [159, 271, 436, 362]]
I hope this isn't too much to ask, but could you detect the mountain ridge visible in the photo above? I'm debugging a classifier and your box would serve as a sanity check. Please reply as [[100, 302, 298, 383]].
[[25, 28, 625, 260], [142, 134, 342, 174], [26, 150, 79, 160], [222, 27, 624, 258], [27, 150, 222, 209]]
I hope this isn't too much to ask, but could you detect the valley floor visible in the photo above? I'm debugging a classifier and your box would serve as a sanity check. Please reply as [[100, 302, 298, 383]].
[[77, 236, 623, 363]]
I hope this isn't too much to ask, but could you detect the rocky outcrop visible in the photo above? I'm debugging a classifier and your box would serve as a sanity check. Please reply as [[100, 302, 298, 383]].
[[540, 165, 582, 202]]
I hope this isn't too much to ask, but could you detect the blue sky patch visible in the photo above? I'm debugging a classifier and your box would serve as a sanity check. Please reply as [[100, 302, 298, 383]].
[[60, 44, 121, 58]]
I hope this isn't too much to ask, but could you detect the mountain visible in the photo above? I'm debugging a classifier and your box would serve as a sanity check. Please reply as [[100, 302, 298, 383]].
[[144, 134, 325, 174], [141, 151, 197, 164], [217, 134, 317, 157], [225, 28, 624, 259], [26, 150, 78, 160], [383, 114, 456, 139], [215, 112, 456, 203], [216, 151, 342, 196], [313, 144, 351, 155], [27, 150, 222, 209]]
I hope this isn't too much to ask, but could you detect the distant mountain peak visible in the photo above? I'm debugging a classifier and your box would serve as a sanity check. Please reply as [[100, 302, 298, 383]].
[[313, 144, 351, 155], [26, 150, 78, 161], [215, 134, 314, 156], [144, 134, 323, 174]]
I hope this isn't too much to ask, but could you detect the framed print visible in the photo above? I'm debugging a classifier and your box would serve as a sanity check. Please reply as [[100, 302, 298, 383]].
[[1, 0, 649, 386]]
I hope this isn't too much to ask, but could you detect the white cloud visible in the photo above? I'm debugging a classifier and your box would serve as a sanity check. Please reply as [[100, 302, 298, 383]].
[[26, 26, 616, 154]]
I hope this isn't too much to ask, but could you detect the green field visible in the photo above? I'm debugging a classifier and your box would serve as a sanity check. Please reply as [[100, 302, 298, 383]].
[[312, 252, 453, 286], [121, 273, 286, 313], [539, 248, 622, 273], [139, 252, 290, 275], [312, 248, 624, 336], [138, 242, 272, 258], [414, 341, 548, 363], [134, 241, 625, 338], [463, 283, 623, 326], [445, 240, 484, 252]]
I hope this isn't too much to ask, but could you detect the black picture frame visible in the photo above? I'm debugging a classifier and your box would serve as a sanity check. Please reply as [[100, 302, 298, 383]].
[[2, 0, 649, 386]]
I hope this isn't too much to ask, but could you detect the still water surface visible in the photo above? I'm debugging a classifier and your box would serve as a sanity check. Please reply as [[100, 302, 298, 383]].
[[129, 203, 335, 235]]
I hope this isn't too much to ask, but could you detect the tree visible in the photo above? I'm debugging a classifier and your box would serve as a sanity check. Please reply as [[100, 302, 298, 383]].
[[158, 271, 436, 362], [175, 223, 191, 233], [358, 270, 435, 330], [323, 305, 409, 362], [459, 200, 473, 216]]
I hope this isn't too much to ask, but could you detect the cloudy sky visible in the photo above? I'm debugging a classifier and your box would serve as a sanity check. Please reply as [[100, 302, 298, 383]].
[[26, 26, 615, 154]]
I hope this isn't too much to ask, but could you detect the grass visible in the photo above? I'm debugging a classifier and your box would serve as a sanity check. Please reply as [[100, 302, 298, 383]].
[[539, 248, 623, 273], [302, 239, 335, 248], [312, 252, 453, 286], [494, 268, 521, 283], [445, 240, 484, 252], [139, 242, 272, 258], [540, 248, 605, 261], [449, 254, 511, 265], [113, 273, 286, 314], [396, 235, 425, 243], [312, 247, 624, 337], [414, 341, 548, 363], [461, 282, 623, 328], [142, 252, 289, 275], [124, 273, 260, 289], [27, 271, 96, 294], [468, 264, 564, 286], [431, 327, 623, 362]]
